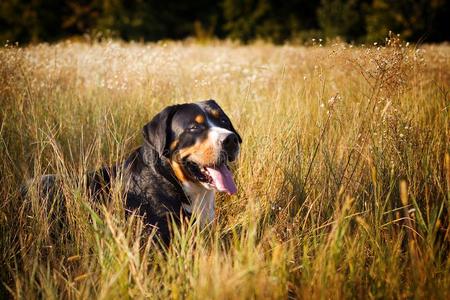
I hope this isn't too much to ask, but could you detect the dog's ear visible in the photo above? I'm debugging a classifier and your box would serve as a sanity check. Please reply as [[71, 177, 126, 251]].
[[143, 105, 179, 157]]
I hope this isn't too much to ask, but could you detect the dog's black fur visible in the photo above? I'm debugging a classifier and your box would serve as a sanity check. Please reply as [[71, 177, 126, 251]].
[[22, 100, 241, 245]]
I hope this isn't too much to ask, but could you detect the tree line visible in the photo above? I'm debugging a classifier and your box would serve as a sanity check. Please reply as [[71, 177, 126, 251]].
[[1, 0, 449, 44]]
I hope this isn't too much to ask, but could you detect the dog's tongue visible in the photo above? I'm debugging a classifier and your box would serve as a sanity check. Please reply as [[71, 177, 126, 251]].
[[206, 165, 237, 195]]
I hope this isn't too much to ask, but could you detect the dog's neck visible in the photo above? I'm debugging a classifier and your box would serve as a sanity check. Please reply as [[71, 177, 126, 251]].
[[181, 182, 215, 228]]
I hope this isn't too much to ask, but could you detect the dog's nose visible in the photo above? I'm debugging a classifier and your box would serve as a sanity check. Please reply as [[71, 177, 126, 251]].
[[222, 133, 239, 153]]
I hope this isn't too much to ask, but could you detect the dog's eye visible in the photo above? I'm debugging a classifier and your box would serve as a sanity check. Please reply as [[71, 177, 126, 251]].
[[220, 118, 228, 125], [188, 124, 203, 132]]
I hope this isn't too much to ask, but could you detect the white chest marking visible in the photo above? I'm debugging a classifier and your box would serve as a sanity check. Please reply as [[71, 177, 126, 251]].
[[181, 182, 215, 228]]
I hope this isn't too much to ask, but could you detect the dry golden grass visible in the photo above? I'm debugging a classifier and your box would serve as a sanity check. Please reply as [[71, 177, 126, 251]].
[[1, 35, 449, 299]]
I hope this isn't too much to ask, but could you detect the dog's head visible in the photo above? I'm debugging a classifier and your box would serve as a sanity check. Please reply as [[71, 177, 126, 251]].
[[143, 100, 242, 195]]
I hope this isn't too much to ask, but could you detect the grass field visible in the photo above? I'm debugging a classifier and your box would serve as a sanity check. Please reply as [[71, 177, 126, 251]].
[[1, 36, 449, 299]]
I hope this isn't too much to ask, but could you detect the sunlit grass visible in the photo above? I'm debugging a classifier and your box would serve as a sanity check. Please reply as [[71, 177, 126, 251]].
[[1, 36, 449, 299]]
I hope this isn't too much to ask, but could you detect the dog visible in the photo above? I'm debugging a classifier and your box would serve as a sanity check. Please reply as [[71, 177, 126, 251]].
[[23, 99, 242, 245]]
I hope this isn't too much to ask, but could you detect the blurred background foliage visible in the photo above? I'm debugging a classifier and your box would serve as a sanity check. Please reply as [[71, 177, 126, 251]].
[[0, 0, 449, 44]]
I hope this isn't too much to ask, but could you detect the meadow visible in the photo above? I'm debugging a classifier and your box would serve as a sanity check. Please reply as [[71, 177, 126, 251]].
[[0, 35, 449, 299]]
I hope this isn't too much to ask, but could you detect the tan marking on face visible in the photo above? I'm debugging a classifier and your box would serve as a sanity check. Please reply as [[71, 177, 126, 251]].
[[170, 140, 179, 151], [210, 109, 220, 119], [195, 114, 205, 124], [178, 139, 217, 167], [170, 161, 188, 182]]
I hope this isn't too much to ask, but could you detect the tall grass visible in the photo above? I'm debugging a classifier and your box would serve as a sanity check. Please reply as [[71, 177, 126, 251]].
[[1, 35, 449, 299]]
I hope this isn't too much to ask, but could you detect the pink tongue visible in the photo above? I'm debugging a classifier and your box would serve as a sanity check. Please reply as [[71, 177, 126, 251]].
[[205, 165, 237, 195]]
